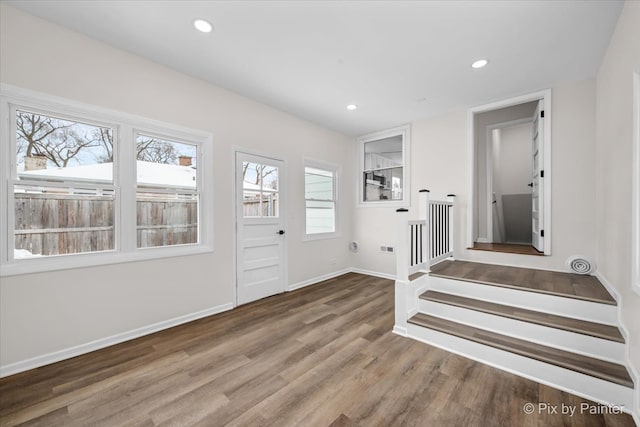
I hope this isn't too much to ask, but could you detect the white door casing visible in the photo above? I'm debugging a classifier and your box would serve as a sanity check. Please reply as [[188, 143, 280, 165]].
[[467, 89, 551, 255], [531, 100, 544, 252], [235, 152, 286, 305]]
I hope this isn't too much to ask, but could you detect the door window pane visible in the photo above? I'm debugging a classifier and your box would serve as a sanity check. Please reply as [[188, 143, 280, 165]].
[[242, 162, 279, 218]]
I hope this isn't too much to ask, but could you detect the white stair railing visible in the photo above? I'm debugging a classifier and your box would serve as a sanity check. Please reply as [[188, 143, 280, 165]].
[[394, 190, 455, 336], [428, 194, 455, 265]]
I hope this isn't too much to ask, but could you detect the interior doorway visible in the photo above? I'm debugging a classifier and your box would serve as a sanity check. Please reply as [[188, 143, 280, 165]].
[[467, 90, 551, 255]]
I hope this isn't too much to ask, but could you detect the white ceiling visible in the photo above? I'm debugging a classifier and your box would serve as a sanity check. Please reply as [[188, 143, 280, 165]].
[[6, 0, 623, 136]]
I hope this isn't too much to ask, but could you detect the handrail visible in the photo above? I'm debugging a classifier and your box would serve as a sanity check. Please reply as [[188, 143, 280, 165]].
[[395, 190, 455, 281], [393, 190, 455, 335]]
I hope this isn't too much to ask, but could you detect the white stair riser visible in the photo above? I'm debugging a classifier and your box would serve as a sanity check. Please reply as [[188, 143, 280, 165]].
[[419, 300, 626, 363], [429, 276, 618, 325], [406, 323, 634, 412]]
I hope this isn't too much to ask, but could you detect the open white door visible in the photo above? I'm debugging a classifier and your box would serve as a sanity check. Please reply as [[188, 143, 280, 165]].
[[531, 101, 544, 252], [235, 152, 286, 305]]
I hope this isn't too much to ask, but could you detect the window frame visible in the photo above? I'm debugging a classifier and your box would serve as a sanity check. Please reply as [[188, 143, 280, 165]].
[[133, 129, 202, 250], [303, 158, 340, 241], [357, 124, 411, 208], [0, 84, 214, 277]]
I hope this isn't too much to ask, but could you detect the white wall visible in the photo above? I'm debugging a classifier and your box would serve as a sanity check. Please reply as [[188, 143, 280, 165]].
[[353, 79, 598, 275], [353, 111, 468, 276], [0, 5, 354, 371], [595, 1, 640, 414]]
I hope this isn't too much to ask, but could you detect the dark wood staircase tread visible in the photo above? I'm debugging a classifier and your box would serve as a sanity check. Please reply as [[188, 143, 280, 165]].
[[420, 290, 624, 343], [408, 271, 427, 281], [429, 260, 616, 305], [408, 313, 634, 388]]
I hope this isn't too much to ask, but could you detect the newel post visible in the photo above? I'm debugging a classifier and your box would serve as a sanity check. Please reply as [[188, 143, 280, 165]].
[[395, 208, 409, 282], [394, 208, 409, 336], [447, 194, 456, 257], [419, 189, 431, 268]]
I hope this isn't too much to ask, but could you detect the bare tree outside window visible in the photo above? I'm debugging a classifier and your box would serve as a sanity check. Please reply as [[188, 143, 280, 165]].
[[14, 111, 116, 258], [14, 113, 202, 256], [16, 111, 196, 170], [242, 162, 279, 217], [16, 111, 112, 169]]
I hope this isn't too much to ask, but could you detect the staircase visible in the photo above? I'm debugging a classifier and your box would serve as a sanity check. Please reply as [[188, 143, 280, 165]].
[[393, 192, 636, 413]]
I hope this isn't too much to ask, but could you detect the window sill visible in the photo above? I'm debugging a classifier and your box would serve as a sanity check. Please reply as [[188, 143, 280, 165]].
[[357, 200, 409, 209], [0, 244, 214, 277], [303, 232, 341, 242]]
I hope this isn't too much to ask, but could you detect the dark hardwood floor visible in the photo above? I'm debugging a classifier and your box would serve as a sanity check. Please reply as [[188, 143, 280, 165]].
[[0, 273, 634, 426]]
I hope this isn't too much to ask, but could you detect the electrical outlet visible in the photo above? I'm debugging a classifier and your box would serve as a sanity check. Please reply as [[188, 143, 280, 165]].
[[386, 246, 394, 253], [380, 245, 387, 252]]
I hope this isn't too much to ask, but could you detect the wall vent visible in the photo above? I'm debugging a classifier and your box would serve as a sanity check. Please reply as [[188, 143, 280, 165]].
[[566, 255, 595, 275]]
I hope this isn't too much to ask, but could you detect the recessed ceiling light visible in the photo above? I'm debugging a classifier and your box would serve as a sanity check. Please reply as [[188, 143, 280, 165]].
[[471, 59, 489, 69], [346, 104, 358, 111], [193, 19, 213, 33]]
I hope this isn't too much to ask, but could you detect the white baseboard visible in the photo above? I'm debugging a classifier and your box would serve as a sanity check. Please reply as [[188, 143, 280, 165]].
[[594, 270, 622, 303], [476, 237, 491, 243], [392, 325, 407, 336], [629, 362, 640, 425], [595, 272, 628, 342], [596, 271, 640, 422], [350, 268, 396, 281], [287, 268, 351, 291], [0, 302, 233, 378]]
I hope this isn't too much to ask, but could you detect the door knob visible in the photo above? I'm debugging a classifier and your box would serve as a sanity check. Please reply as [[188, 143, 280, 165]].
[[527, 182, 533, 187], [277, 230, 285, 235]]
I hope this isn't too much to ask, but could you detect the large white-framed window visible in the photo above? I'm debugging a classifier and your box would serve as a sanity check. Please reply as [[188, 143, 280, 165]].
[[0, 84, 214, 277], [632, 72, 640, 296], [304, 159, 339, 240], [358, 124, 410, 207]]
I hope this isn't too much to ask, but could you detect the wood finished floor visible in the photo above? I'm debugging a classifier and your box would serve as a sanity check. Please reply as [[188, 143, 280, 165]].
[[0, 273, 634, 427], [471, 242, 543, 256], [430, 260, 616, 304]]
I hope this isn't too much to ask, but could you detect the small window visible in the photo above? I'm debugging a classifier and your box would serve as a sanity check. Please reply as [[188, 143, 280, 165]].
[[135, 134, 199, 248], [304, 160, 338, 238], [358, 125, 410, 207], [14, 110, 116, 258]]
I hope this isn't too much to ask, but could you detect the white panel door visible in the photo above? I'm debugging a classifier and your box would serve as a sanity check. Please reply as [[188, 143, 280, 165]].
[[236, 152, 286, 305], [531, 100, 544, 252]]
